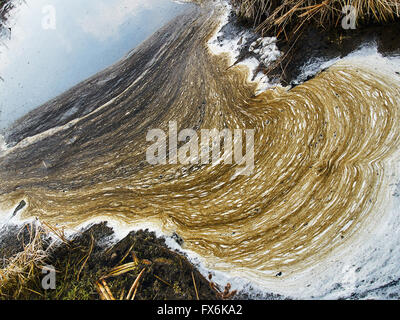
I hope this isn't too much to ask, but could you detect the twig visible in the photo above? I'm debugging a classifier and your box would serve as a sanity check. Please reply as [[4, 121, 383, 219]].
[[76, 234, 94, 281], [192, 272, 199, 300], [101, 279, 115, 300], [126, 268, 146, 300], [154, 274, 172, 287]]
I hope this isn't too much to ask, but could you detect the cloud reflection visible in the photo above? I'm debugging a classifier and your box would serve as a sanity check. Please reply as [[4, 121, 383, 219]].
[[78, 0, 161, 41]]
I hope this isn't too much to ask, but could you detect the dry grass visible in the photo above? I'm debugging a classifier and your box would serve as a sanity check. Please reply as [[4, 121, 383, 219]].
[[0, 223, 50, 299], [233, 0, 400, 38], [0, 222, 69, 299], [96, 252, 148, 301]]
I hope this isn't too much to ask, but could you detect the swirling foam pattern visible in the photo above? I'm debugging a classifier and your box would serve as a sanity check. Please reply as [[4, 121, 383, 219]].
[[1, 3, 400, 294]]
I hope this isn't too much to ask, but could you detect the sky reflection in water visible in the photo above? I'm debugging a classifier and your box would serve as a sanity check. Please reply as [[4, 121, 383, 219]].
[[0, 0, 187, 131]]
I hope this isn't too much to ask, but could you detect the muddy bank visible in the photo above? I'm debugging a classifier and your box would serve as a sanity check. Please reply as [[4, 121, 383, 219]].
[[210, 5, 400, 88], [268, 21, 400, 86], [0, 222, 229, 300], [230, 0, 400, 86]]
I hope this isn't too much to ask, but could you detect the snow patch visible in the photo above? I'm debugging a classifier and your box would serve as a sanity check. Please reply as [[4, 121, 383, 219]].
[[207, 1, 282, 96], [0, 134, 8, 153], [249, 37, 281, 66], [293, 43, 400, 85]]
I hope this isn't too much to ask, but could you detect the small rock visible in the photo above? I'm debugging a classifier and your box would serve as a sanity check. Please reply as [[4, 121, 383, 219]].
[[12, 200, 26, 218], [172, 232, 184, 246]]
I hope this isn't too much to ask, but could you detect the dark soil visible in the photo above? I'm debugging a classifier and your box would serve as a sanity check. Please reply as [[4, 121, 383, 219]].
[[268, 21, 400, 86], [221, 8, 400, 88], [0, 223, 222, 300]]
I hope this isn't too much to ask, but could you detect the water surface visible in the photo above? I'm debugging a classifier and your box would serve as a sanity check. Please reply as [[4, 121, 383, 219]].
[[0, 0, 187, 131], [1, 0, 400, 300]]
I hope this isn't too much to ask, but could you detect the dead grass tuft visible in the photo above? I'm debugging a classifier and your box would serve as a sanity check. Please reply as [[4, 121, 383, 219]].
[[0, 223, 50, 299], [233, 0, 400, 38]]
